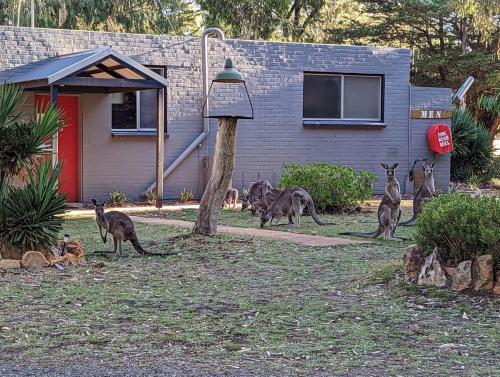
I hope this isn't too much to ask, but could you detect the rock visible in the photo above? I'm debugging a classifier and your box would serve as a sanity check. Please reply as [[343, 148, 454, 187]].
[[471, 254, 493, 291], [493, 270, 500, 296], [451, 260, 472, 292], [403, 244, 422, 282], [444, 267, 457, 277], [417, 248, 448, 288]]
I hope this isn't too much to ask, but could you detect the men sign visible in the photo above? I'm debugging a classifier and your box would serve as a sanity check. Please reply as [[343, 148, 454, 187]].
[[411, 109, 452, 119]]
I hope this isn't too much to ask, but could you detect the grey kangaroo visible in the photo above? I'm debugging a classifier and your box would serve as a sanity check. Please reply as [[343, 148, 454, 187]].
[[255, 188, 284, 225], [222, 188, 239, 210], [400, 162, 435, 226], [92, 199, 145, 256], [340, 163, 406, 241], [260, 188, 333, 228], [241, 180, 273, 215]]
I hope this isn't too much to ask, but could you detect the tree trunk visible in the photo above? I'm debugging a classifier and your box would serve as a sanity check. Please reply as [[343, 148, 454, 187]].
[[193, 117, 238, 236]]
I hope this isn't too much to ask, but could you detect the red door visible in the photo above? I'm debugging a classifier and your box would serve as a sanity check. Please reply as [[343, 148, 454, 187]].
[[35, 95, 79, 202]]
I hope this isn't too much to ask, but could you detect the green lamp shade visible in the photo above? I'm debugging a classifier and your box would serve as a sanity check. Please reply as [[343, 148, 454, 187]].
[[213, 58, 245, 83]]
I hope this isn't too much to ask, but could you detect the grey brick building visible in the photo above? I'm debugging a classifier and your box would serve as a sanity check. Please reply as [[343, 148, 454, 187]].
[[0, 26, 452, 202]]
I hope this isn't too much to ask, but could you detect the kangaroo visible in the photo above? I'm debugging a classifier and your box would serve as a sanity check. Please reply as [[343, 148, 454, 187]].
[[255, 188, 284, 225], [400, 162, 435, 226], [91, 199, 145, 256], [407, 158, 428, 194], [241, 180, 273, 215], [222, 188, 239, 210], [340, 163, 406, 241], [260, 188, 333, 228]]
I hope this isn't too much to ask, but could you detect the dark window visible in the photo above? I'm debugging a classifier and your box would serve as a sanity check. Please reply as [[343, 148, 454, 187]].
[[112, 67, 166, 132], [303, 73, 382, 121]]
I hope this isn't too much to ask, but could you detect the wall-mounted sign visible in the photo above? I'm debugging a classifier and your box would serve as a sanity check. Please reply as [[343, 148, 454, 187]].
[[411, 109, 452, 119]]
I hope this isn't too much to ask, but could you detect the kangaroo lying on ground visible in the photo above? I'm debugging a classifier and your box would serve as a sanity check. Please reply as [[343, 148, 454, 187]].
[[400, 162, 435, 226], [259, 187, 333, 228], [92, 199, 145, 256], [241, 180, 273, 215], [222, 188, 239, 210], [340, 163, 406, 241]]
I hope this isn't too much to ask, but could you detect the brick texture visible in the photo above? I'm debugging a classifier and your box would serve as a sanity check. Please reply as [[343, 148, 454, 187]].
[[0, 26, 451, 200]]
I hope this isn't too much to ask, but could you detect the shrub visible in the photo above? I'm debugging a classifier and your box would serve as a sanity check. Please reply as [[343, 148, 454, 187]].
[[0, 161, 65, 252], [107, 191, 128, 207], [179, 188, 194, 203], [480, 157, 500, 185], [451, 108, 493, 182], [278, 162, 377, 212], [0, 84, 65, 254], [144, 190, 157, 204], [414, 193, 500, 265]]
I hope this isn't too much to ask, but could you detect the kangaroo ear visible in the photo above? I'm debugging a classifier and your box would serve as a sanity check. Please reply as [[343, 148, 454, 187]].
[[381, 163, 388, 169], [91, 199, 97, 205], [393, 163, 399, 169], [431, 162, 435, 168]]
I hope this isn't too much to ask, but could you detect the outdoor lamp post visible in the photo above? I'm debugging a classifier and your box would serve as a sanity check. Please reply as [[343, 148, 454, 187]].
[[194, 59, 253, 236]]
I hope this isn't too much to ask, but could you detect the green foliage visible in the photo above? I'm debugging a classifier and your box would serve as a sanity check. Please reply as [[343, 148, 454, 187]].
[[178, 188, 194, 203], [278, 162, 377, 212], [0, 85, 66, 253], [451, 108, 493, 182], [414, 193, 500, 264], [0, 161, 66, 252], [1, 0, 199, 35], [144, 190, 157, 204], [0, 84, 63, 178], [480, 157, 500, 184], [107, 191, 128, 207]]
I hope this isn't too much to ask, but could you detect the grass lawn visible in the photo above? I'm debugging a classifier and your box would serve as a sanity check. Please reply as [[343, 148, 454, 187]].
[[0, 213, 498, 376]]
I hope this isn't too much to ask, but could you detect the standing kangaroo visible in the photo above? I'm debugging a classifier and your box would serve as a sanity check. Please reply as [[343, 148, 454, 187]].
[[92, 199, 145, 256], [222, 188, 239, 210], [340, 164, 405, 241], [241, 180, 273, 215], [400, 162, 435, 226], [260, 188, 333, 228]]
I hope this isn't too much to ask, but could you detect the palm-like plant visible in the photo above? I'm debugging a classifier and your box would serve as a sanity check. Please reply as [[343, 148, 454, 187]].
[[0, 84, 66, 253], [451, 108, 493, 182]]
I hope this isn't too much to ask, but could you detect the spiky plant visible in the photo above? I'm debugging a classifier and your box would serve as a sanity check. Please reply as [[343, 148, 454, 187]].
[[0, 84, 65, 253], [0, 85, 63, 179], [450, 108, 493, 182], [0, 161, 66, 251]]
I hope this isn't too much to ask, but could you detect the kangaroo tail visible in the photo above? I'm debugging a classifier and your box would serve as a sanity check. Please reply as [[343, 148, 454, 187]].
[[399, 214, 417, 227], [130, 237, 146, 255], [339, 226, 383, 238], [307, 198, 335, 226]]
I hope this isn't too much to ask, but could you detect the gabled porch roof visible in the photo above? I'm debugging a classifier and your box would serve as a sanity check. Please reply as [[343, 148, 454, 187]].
[[4, 46, 167, 93]]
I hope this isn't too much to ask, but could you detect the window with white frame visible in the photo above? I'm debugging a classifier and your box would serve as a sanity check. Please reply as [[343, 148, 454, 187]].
[[303, 73, 383, 121], [111, 67, 166, 132]]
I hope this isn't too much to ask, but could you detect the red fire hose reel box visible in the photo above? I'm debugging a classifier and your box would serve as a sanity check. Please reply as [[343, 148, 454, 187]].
[[427, 124, 454, 154]]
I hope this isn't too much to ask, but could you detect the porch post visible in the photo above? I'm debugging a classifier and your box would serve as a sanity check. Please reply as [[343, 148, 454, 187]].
[[49, 85, 58, 168], [155, 88, 165, 208]]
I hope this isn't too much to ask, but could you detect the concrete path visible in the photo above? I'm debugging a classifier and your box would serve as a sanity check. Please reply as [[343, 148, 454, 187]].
[[130, 216, 365, 247]]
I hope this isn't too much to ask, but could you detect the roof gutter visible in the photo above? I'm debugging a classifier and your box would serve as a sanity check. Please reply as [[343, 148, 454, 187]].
[[143, 28, 225, 196]]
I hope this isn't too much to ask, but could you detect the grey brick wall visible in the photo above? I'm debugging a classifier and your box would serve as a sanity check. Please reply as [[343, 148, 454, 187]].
[[0, 26, 452, 201]]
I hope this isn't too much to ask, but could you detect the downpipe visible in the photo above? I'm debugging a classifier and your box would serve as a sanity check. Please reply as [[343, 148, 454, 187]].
[[143, 28, 225, 196]]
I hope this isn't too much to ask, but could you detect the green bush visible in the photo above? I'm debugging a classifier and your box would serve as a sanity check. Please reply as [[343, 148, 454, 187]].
[[480, 157, 500, 184], [0, 84, 65, 253], [0, 161, 65, 252], [178, 188, 194, 203], [451, 108, 493, 182], [278, 162, 377, 212], [107, 191, 128, 207], [414, 193, 500, 264]]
